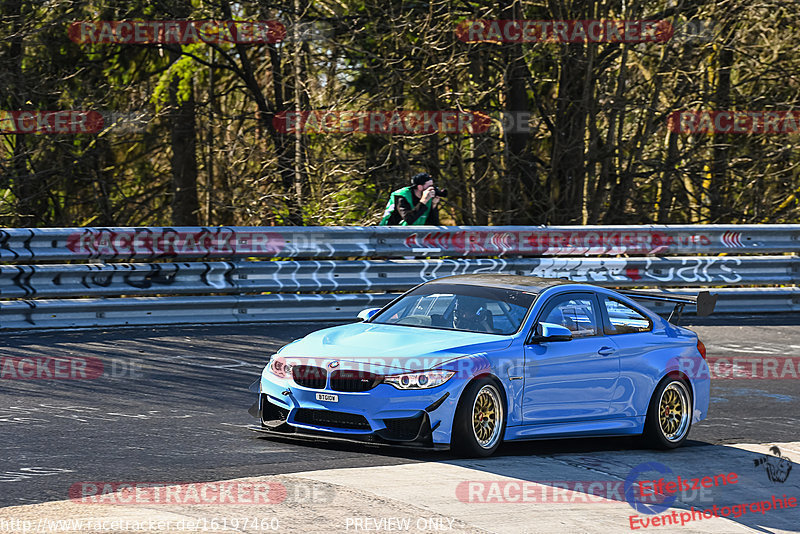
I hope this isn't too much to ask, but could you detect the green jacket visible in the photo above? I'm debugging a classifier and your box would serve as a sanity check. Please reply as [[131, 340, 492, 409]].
[[378, 186, 432, 225]]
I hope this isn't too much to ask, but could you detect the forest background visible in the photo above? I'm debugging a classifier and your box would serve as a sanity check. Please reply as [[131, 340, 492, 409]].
[[1, 0, 799, 228]]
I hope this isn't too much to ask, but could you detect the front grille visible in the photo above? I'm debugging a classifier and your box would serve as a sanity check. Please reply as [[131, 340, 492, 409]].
[[294, 409, 371, 430], [330, 370, 382, 392], [292, 365, 327, 389]]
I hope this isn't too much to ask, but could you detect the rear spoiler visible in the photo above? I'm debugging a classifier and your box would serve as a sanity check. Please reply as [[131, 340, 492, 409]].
[[618, 290, 717, 324]]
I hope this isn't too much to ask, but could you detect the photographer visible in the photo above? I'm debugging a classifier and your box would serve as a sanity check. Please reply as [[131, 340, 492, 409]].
[[378, 172, 445, 225]]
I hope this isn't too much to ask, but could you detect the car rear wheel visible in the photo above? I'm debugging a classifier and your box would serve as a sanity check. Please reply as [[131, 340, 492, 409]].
[[451, 377, 506, 457], [643, 376, 692, 449]]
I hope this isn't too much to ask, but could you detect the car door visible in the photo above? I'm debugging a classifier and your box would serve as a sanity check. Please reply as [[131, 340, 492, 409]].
[[522, 292, 621, 424], [598, 295, 656, 417]]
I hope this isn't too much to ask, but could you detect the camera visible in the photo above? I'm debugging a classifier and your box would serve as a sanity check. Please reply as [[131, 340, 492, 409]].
[[434, 186, 448, 198]]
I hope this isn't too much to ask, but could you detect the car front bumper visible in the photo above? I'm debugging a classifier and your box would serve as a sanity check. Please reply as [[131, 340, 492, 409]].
[[254, 370, 465, 447]]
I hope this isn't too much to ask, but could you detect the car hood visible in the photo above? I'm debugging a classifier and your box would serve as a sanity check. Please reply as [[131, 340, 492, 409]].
[[276, 322, 513, 372]]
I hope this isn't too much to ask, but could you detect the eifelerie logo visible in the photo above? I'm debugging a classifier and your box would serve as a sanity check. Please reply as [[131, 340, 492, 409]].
[[754, 446, 792, 483], [455, 19, 673, 44], [68, 20, 286, 44]]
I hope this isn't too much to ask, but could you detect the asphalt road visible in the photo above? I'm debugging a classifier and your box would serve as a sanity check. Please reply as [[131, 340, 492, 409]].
[[2, 315, 799, 509]]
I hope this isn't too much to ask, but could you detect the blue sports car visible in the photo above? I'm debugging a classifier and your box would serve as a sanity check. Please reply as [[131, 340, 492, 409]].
[[250, 274, 714, 457]]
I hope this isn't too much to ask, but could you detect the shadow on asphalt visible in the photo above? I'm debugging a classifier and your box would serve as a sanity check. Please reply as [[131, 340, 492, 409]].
[[252, 432, 702, 462], [442, 443, 799, 532], [255, 431, 799, 530]]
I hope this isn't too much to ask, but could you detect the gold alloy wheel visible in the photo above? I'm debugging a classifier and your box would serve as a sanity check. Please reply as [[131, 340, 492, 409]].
[[472, 384, 504, 449], [658, 381, 690, 442]]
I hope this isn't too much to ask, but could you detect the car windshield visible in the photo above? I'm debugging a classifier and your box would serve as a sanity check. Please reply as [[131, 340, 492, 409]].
[[371, 283, 537, 335]]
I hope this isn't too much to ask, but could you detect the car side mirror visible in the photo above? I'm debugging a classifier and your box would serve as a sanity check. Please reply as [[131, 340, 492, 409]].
[[357, 308, 381, 322], [530, 322, 573, 343]]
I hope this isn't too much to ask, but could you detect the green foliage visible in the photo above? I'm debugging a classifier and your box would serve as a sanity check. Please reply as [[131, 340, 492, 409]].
[[1, 0, 800, 227]]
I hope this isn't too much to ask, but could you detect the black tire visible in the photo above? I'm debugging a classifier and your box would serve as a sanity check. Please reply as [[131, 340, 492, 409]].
[[643, 375, 693, 449], [451, 377, 507, 457]]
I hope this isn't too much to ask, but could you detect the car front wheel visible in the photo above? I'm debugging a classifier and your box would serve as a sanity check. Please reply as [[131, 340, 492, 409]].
[[643, 376, 692, 449], [451, 377, 506, 457]]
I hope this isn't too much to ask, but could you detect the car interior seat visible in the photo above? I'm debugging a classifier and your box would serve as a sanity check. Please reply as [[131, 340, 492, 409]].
[[478, 307, 494, 333]]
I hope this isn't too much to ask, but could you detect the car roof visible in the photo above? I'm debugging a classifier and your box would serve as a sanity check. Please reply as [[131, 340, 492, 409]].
[[426, 274, 572, 293]]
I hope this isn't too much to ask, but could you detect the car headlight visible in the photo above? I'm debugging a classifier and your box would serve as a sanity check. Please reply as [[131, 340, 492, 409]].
[[383, 370, 454, 389], [268, 357, 293, 379]]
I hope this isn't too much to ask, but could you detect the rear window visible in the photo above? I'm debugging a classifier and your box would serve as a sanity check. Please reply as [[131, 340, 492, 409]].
[[603, 297, 652, 334]]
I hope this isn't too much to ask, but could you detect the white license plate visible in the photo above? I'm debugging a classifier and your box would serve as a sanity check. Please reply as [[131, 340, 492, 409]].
[[315, 393, 338, 402]]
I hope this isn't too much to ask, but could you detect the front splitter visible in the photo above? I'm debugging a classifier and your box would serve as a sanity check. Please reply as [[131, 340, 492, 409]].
[[247, 424, 450, 452]]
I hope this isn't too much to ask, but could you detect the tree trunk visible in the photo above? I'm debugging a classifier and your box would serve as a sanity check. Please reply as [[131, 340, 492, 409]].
[[5, 0, 40, 226], [501, 0, 541, 224], [548, 44, 589, 224], [168, 68, 200, 226], [710, 40, 733, 222]]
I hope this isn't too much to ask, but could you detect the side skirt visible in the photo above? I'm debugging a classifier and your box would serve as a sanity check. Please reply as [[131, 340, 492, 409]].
[[504, 416, 646, 441]]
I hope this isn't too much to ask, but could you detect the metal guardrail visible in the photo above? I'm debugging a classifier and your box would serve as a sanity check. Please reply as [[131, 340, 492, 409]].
[[0, 256, 797, 299], [1, 288, 797, 330], [1, 225, 799, 330], [0, 293, 398, 330], [2, 224, 799, 261]]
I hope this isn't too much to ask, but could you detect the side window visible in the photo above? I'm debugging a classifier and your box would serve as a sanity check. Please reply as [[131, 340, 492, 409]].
[[484, 301, 525, 335], [539, 294, 599, 338], [603, 298, 652, 335]]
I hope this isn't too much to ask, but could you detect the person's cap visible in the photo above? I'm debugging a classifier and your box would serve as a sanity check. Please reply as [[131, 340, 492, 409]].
[[411, 172, 432, 187]]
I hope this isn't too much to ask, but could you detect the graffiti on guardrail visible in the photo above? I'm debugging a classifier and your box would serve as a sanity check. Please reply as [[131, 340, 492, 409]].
[[0, 225, 799, 329], [2, 256, 780, 300], [0, 255, 794, 300], [0, 225, 797, 262], [529, 257, 744, 284]]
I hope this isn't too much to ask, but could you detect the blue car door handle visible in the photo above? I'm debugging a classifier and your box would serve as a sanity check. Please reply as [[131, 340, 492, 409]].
[[597, 346, 616, 356]]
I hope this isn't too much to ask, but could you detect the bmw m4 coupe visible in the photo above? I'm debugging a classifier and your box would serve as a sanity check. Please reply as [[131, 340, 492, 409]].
[[250, 274, 715, 457]]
